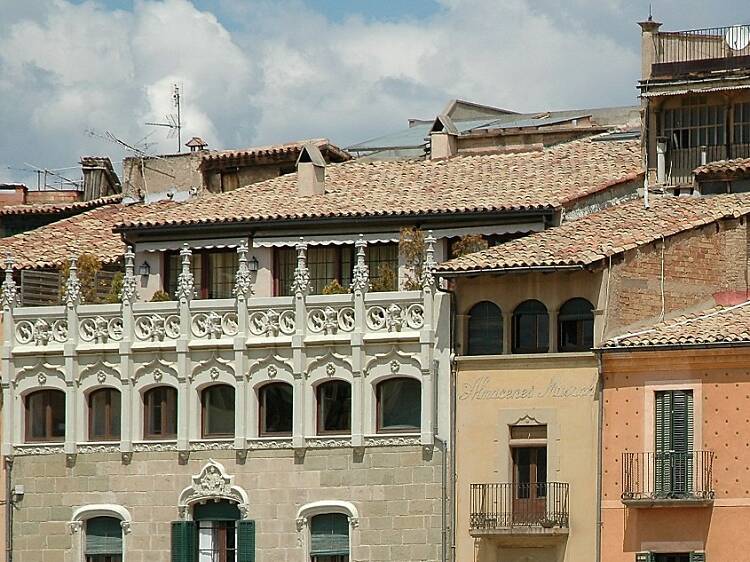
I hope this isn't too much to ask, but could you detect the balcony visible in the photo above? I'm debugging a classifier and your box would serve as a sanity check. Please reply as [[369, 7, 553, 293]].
[[653, 24, 750, 78], [469, 483, 569, 540], [0, 238, 442, 458], [621, 451, 715, 508], [663, 144, 750, 186]]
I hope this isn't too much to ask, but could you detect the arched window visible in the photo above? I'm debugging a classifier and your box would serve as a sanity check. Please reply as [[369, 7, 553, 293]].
[[467, 301, 502, 355], [376, 378, 421, 433], [88, 388, 121, 442], [85, 516, 122, 562], [512, 300, 549, 354], [310, 513, 350, 561], [316, 381, 351, 435], [558, 298, 595, 352], [25, 389, 65, 442], [258, 382, 293, 436], [143, 386, 177, 440], [201, 384, 235, 438]]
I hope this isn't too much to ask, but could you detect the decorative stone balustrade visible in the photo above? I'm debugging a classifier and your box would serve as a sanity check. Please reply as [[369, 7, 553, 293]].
[[0, 235, 446, 459]]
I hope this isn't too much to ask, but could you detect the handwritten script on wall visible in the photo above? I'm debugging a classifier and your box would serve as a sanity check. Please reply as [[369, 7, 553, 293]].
[[459, 376, 595, 401]]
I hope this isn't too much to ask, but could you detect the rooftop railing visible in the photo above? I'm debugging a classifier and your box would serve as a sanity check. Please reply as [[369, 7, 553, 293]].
[[653, 25, 750, 77], [621, 451, 714, 504]]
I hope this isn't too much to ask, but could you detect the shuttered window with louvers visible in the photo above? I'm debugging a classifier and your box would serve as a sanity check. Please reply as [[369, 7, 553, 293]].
[[171, 520, 196, 562], [310, 513, 349, 558], [237, 520, 256, 562], [85, 517, 122, 557]]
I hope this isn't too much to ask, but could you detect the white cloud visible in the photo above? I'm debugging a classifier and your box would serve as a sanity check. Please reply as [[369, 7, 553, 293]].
[[0, 0, 646, 185]]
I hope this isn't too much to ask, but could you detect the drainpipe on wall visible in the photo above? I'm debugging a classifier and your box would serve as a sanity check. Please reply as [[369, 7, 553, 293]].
[[5, 457, 12, 562], [595, 353, 604, 562]]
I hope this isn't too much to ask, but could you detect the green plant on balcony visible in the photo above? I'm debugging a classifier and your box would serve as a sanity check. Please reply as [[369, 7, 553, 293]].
[[322, 279, 349, 295]]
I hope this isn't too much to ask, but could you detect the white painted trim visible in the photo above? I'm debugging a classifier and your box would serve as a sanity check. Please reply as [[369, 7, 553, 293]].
[[70, 504, 132, 562], [296, 500, 358, 562], [642, 379, 703, 453]]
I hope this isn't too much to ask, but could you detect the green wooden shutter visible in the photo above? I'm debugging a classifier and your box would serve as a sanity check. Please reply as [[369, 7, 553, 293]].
[[237, 520, 256, 562], [690, 552, 706, 562], [635, 553, 654, 562], [655, 391, 672, 496], [310, 513, 349, 556], [671, 390, 694, 496], [85, 517, 122, 555], [171, 520, 196, 562]]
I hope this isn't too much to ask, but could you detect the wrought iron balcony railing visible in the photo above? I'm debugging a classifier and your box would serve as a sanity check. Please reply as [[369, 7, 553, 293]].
[[469, 482, 569, 532], [653, 24, 750, 77], [621, 451, 715, 503]]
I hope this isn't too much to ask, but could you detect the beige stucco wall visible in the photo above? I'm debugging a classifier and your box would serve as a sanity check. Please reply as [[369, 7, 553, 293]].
[[601, 348, 750, 561], [10, 446, 444, 562], [455, 353, 599, 562]]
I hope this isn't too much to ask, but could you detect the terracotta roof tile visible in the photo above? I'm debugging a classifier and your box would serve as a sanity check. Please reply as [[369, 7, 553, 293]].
[[117, 138, 641, 230], [199, 138, 351, 166], [694, 157, 750, 177], [0, 200, 171, 270], [0, 194, 122, 216], [603, 301, 750, 348], [437, 193, 750, 273]]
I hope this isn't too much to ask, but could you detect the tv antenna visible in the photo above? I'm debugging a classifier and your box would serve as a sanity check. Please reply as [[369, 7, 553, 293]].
[[6, 164, 82, 191], [145, 83, 182, 153]]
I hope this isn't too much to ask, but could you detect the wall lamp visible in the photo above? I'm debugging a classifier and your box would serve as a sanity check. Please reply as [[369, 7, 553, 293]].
[[249, 256, 259, 273], [138, 261, 151, 278]]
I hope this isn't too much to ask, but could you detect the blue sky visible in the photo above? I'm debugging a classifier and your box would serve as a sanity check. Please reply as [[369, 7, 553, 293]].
[[1, 0, 748, 186]]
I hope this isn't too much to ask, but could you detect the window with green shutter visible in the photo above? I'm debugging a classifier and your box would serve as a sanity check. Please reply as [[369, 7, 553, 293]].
[[655, 390, 694, 497], [171, 520, 196, 562], [310, 513, 350, 560], [237, 520, 256, 562], [85, 517, 122, 562]]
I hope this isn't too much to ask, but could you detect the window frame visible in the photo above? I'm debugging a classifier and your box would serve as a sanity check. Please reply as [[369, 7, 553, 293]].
[[24, 388, 66, 443], [143, 385, 178, 440], [258, 381, 294, 437], [557, 298, 595, 352], [200, 384, 236, 439], [375, 377, 421, 434], [315, 380, 352, 436], [466, 300, 503, 355], [512, 299, 550, 354], [163, 249, 238, 300], [88, 388, 122, 442]]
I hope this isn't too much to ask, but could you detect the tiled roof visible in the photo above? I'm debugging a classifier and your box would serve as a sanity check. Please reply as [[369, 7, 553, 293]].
[[0, 194, 122, 216], [694, 157, 750, 177], [199, 138, 351, 167], [0, 201, 169, 270], [603, 301, 750, 349], [117, 138, 642, 230], [437, 193, 750, 273]]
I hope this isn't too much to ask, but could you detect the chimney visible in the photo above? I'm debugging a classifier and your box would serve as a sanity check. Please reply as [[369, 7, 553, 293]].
[[638, 18, 663, 81], [296, 143, 326, 196], [429, 114, 459, 160]]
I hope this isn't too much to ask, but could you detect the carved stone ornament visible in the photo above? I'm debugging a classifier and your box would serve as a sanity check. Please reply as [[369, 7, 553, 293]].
[[420, 230, 437, 292], [69, 521, 83, 534], [177, 460, 249, 519], [290, 239, 311, 296], [267, 365, 277, 378], [0, 255, 18, 310], [120, 246, 138, 304], [350, 235, 369, 294], [64, 255, 82, 308], [326, 363, 336, 377], [233, 241, 254, 301], [37, 373, 47, 385], [386, 303, 403, 332], [175, 244, 195, 303]]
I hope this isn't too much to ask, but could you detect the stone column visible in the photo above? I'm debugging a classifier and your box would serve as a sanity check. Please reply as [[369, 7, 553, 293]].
[[548, 308, 558, 353], [233, 242, 253, 452], [120, 247, 137, 458], [291, 239, 310, 451], [350, 236, 368, 448], [420, 232, 437, 446], [1, 256, 18, 456], [175, 245, 194, 452], [63, 256, 81, 458]]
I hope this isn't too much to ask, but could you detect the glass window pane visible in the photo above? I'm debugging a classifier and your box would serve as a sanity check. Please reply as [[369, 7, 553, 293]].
[[207, 252, 238, 299], [203, 385, 235, 437], [275, 247, 296, 296], [367, 243, 399, 292], [50, 391, 66, 438], [260, 383, 293, 435], [317, 382, 351, 434], [467, 301, 502, 355], [378, 378, 421, 431]]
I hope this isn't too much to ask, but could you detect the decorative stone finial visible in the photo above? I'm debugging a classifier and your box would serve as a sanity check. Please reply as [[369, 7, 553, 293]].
[[175, 244, 195, 303], [64, 255, 82, 308], [0, 255, 18, 310], [421, 230, 436, 291], [290, 238, 311, 296], [233, 241, 254, 301], [350, 235, 369, 295], [120, 246, 138, 304]]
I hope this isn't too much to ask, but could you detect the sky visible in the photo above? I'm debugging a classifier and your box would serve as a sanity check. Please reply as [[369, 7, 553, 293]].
[[1, 0, 748, 187]]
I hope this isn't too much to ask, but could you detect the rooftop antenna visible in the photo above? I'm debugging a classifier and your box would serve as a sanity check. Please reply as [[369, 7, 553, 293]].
[[648, 3, 652, 21], [7, 164, 82, 191], [145, 83, 182, 153]]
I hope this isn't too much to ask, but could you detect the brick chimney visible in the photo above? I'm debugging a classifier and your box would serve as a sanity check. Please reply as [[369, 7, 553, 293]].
[[429, 114, 459, 160], [638, 18, 663, 81], [0, 184, 28, 206], [296, 143, 326, 196]]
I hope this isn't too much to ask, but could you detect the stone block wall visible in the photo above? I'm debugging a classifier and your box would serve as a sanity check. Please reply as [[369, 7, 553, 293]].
[[10, 445, 445, 562]]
